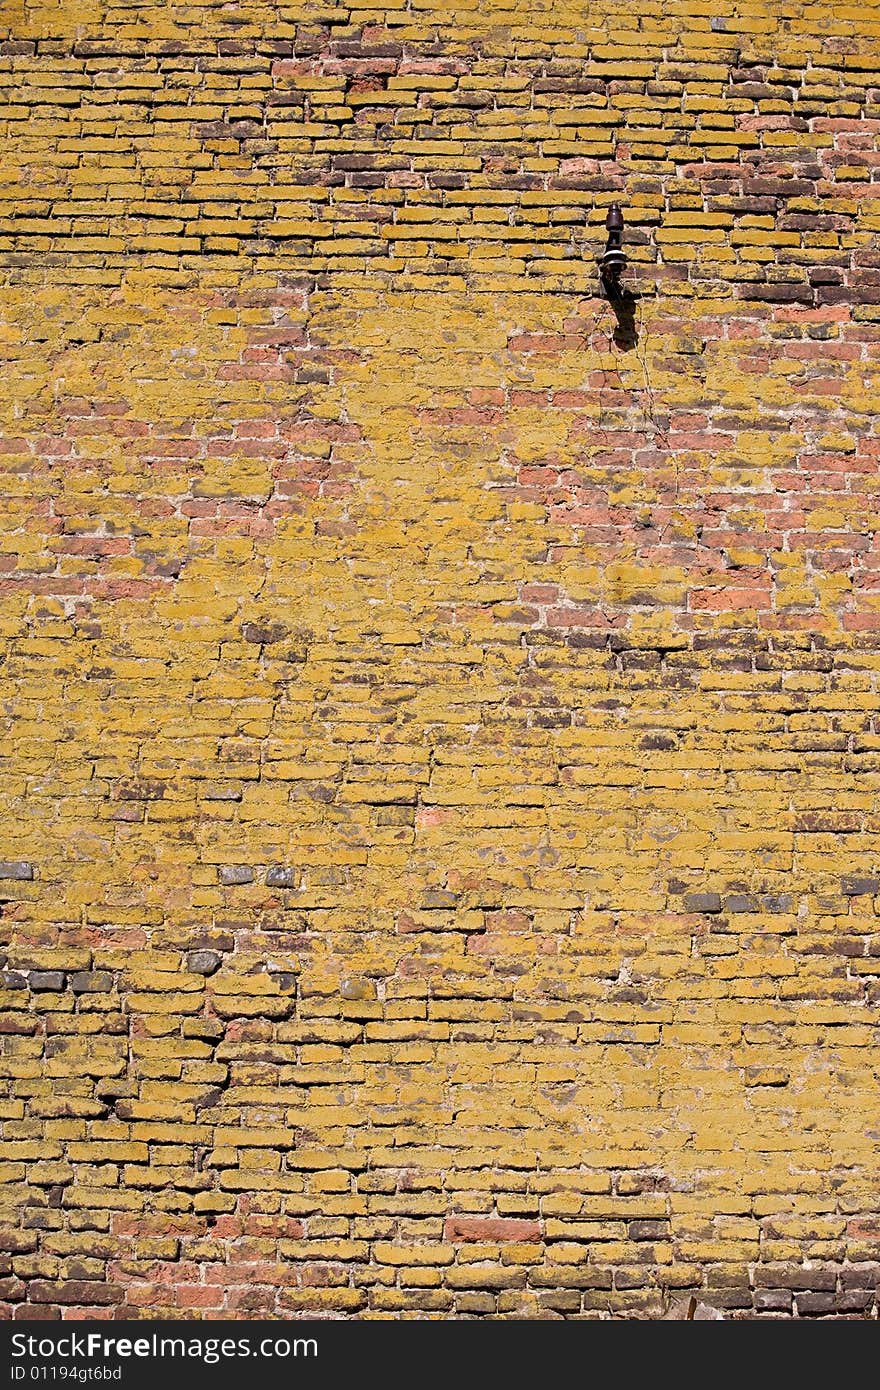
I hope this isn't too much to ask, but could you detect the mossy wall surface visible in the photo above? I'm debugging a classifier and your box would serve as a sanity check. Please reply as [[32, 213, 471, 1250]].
[[1, 0, 879, 1318]]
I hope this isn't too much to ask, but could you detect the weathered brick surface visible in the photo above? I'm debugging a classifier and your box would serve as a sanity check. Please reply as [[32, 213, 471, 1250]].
[[0, 0, 879, 1319]]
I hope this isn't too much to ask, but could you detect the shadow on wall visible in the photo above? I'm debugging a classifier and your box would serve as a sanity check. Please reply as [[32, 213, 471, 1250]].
[[609, 288, 639, 352]]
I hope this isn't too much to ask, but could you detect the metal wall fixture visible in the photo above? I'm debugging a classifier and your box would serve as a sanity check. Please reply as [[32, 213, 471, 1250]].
[[599, 203, 627, 299]]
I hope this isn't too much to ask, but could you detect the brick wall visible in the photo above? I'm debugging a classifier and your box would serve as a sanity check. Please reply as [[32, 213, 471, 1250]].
[[1, 0, 879, 1319]]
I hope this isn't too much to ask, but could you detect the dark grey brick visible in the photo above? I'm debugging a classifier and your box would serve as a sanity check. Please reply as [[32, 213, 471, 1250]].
[[70, 972, 113, 993], [841, 1264, 880, 1290], [754, 1289, 792, 1312], [266, 866, 295, 888], [241, 621, 287, 645], [755, 1265, 837, 1291], [421, 890, 459, 908], [628, 1219, 669, 1241], [726, 894, 758, 912], [187, 950, 221, 976], [836, 1290, 874, 1311], [795, 1292, 838, 1315], [218, 865, 254, 885], [684, 892, 722, 913], [29, 972, 65, 991], [270, 971, 297, 992], [0, 862, 33, 881], [841, 875, 880, 896], [761, 894, 793, 913]]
